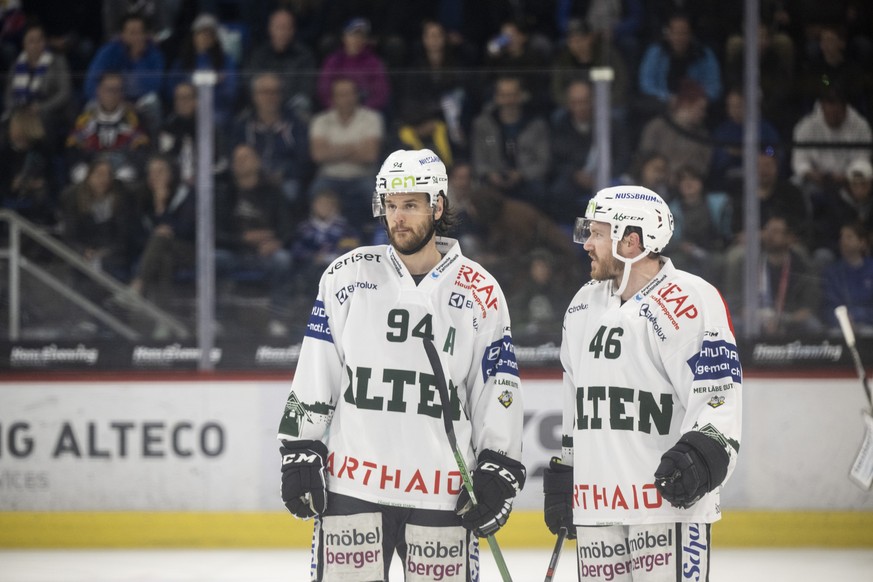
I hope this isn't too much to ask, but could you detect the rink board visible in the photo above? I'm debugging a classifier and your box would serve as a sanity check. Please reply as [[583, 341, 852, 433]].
[[2, 376, 872, 547]]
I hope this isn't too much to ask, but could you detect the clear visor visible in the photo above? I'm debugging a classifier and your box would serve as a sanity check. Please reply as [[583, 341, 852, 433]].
[[373, 191, 435, 218], [573, 217, 592, 244]]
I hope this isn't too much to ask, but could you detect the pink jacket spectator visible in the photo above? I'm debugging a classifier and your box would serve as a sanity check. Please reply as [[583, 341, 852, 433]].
[[316, 46, 390, 111]]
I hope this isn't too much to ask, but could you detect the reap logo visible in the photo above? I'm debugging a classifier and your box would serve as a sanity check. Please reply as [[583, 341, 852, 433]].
[[707, 396, 725, 409], [498, 390, 513, 408], [655, 282, 699, 319], [456, 264, 499, 317], [449, 292, 465, 309]]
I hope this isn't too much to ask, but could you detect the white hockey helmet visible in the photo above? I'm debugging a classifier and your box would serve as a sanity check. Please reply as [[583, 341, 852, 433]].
[[372, 148, 448, 217], [575, 185, 674, 296], [574, 185, 674, 252]]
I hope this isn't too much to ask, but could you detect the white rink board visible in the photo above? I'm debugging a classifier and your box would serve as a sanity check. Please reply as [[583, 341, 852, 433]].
[[1, 378, 872, 511]]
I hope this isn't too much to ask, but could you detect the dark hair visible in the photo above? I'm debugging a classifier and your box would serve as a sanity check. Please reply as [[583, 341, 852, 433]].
[[435, 193, 456, 235], [119, 12, 151, 33]]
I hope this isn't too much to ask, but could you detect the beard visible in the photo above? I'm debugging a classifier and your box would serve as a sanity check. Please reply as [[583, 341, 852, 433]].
[[589, 250, 624, 282], [388, 219, 434, 254]]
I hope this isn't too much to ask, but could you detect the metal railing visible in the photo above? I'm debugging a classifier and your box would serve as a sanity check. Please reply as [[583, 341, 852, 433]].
[[1, 209, 190, 341]]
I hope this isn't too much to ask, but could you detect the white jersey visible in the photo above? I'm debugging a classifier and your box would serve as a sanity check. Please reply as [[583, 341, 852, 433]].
[[278, 237, 523, 510], [560, 259, 742, 525]]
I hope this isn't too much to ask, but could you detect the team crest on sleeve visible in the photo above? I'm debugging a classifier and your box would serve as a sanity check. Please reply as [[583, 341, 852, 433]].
[[305, 299, 333, 342], [278, 391, 335, 437], [707, 396, 725, 409], [480, 335, 519, 382], [498, 390, 513, 408]]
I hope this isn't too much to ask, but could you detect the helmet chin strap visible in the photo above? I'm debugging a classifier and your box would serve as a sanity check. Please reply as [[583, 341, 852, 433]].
[[610, 239, 648, 297]]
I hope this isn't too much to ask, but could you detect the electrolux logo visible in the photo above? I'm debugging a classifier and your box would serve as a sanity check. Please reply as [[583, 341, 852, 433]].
[[335, 281, 378, 305]]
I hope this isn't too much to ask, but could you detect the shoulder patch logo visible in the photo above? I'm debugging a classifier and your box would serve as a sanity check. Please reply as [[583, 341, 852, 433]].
[[498, 390, 513, 408], [707, 396, 725, 409]]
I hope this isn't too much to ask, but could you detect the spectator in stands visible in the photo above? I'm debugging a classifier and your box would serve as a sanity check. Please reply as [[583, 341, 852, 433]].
[[308, 76, 383, 227], [614, 150, 670, 201], [509, 248, 572, 340], [813, 158, 873, 264], [289, 188, 360, 294], [638, 79, 713, 187], [638, 11, 722, 105], [730, 149, 812, 244], [125, 154, 195, 336], [470, 75, 550, 209], [243, 7, 317, 120], [724, 21, 797, 137], [666, 164, 733, 284], [710, 88, 782, 191], [799, 24, 869, 115], [462, 183, 578, 289], [0, 108, 54, 226], [215, 144, 294, 337], [445, 160, 487, 254], [391, 102, 454, 170], [3, 21, 72, 145], [822, 221, 873, 336], [483, 19, 550, 114], [84, 13, 164, 134], [316, 18, 390, 113], [723, 214, 822, 337], [103, 1, 173, 42], [66, 71, 151, 184], [59, 155, 139, 282], [583, 0, 645, 73], [791, 84, 873, 202], [401, 19, 472, 150], [158, 81, 197, 184], [549, 79, 598, 224], [166, 13, 239, 130], [549, 18, 630, 112], [231, 72, 309, 208]]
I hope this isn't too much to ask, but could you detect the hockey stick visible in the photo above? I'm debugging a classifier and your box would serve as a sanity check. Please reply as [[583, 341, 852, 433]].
[[422, 337, 514, 582], [834, 306, 873, 490], [543, 527, 567, 582]]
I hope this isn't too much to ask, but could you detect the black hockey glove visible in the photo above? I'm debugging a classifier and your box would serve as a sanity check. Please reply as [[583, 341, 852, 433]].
[[280, 439, 329, 519], [654, 431, 730, 509], [543, 457, 576, 539], [455, 449, 526, 537]]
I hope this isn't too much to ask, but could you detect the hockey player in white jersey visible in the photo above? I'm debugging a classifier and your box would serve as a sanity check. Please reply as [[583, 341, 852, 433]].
[[543, 185, 742, 581], [278, 148, 525, 581]]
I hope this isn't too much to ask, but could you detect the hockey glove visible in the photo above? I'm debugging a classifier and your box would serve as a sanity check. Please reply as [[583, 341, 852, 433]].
[[654, 431, 730, 509], [280, 439, 329, 519], [543, 457, 576, 539], [456, 449, 526, 537]]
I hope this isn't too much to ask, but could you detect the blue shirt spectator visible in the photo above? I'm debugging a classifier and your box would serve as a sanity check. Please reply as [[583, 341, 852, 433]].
[[823, 222, 873, 334], [84, 13, 164, 103], [638, 12, 722, 103], [165, 14, 239, 131]]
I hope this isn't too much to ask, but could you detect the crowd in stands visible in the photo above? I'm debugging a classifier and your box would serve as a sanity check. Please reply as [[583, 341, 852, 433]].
[[2, 0, 873, 342]]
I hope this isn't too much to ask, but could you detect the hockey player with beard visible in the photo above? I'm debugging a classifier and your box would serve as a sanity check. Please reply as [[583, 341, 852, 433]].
[[278, 148, 525, 581], [543, 186, 742, 581]]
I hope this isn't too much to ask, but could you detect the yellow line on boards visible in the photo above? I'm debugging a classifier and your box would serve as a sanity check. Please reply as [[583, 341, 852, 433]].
[[1, 511, 871, 548]]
